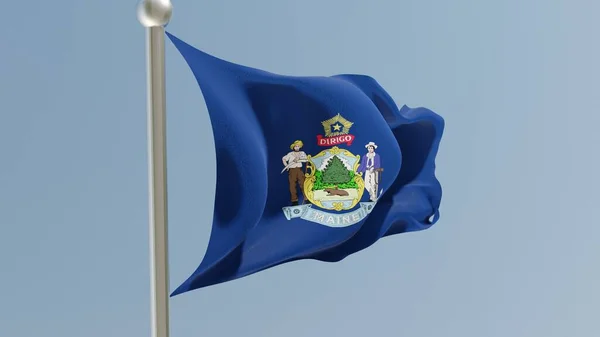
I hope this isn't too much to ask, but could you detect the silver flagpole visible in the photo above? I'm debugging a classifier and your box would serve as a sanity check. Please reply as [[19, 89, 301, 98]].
[[137, 1, 173, 337]]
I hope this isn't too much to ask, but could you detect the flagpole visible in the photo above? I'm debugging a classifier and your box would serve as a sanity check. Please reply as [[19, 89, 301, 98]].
[[137, 1, 173, 337]]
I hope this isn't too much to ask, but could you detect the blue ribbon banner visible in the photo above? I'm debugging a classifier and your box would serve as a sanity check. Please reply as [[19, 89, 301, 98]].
[[282, 202, 377, 228]]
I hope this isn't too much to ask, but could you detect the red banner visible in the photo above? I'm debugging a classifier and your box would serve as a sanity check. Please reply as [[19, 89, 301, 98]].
[[316, 134, 355, 147]]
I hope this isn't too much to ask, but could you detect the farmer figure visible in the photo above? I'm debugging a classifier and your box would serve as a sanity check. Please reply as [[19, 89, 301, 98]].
[[282, 140, 307, 206]]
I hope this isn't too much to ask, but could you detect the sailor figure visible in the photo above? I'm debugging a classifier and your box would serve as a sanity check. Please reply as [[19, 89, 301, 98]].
[[357, 141, 382, 201]]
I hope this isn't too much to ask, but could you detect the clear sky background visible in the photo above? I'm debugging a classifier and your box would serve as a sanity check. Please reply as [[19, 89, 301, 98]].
[[1, 0, 599, 336]]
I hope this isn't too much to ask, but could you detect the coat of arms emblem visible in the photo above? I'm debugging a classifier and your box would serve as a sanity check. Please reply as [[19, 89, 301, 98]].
[[281, 114, 384, 227]]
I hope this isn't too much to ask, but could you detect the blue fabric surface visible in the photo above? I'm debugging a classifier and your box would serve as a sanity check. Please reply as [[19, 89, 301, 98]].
[[166, 32, 445, 296]]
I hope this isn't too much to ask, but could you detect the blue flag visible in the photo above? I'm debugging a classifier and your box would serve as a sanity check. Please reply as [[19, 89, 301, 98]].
[[166, 32, 444, 296]]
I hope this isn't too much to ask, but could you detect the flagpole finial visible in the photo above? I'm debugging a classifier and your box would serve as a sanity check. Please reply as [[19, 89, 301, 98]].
[[137, 0, 173, 27]]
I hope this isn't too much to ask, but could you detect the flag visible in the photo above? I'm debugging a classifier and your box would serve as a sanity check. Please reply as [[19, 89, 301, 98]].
[[166, 32, 444, 296]]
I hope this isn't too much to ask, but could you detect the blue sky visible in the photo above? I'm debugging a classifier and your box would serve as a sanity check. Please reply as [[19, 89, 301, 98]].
[[1, 1, 599, 336]]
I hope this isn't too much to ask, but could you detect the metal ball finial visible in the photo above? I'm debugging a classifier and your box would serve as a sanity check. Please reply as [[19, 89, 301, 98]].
[[137, 0, 173, 27]]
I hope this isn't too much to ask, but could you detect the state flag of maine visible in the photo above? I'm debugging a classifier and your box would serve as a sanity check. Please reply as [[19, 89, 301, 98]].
[[166, 32, 444, 296]]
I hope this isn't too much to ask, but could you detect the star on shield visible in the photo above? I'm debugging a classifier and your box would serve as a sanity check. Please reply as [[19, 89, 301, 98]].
[[321, 114, 354, 137]]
